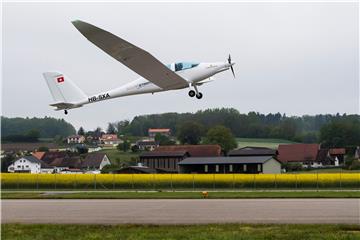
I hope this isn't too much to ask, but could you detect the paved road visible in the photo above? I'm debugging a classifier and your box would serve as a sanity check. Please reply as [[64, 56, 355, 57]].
[[2, 199, 359, 224]]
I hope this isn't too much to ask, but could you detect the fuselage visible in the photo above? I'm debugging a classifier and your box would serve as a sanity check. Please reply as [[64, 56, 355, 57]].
[[77, 61, 234, 106]]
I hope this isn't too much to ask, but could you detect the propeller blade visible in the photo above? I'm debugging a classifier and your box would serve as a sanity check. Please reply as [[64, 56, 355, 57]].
[[228, 54, 231, 64], [230, 65, 235, 78]]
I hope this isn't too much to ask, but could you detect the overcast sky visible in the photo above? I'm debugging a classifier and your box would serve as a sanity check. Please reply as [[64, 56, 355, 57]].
[[2, 2, 359, 130]]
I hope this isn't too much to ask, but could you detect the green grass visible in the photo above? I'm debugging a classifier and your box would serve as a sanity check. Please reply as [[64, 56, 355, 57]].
[[236, 138, 297, 149], [2, 224, 360, 240], [99, 148, 139, 166], [2, 191, 360, 199], [292, 168, 360, 173]]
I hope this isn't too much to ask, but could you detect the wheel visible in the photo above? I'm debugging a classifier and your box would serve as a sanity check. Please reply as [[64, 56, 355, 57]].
[[64, 110, 68, 115], [188, 90, 196, 97], [196, 92, 203, 99]]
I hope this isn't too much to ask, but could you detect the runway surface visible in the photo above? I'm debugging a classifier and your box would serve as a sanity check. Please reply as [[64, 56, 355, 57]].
[[2, 199, 359, 224]]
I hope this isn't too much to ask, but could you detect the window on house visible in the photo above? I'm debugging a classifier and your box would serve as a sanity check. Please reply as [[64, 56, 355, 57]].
[[243, 164, 247, 172], [26, 165, 29, 168], [215, 165, 219, 172], [229, 165, 233, 172], [204, 165, 208, 173], [257, 164, 261, 172]]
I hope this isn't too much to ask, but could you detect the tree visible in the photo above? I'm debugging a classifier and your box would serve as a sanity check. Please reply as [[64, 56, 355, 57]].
[[117, 140, 130, 152], [1, 154, 15, 172], [37, 146, 49, 152], [204, 125, 237, 153], [26, 129, 40, 142], [106, 123, 117, 134], [77, 127, 85, 136], [320, 120, 360, 148], [131, 145, 139, 153], [155, 133, 175, 146], [177, 121, 204, 145]]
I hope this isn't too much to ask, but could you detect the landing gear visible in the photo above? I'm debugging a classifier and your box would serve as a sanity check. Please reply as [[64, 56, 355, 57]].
[[188, 90, 196, 97], [64, 110, 68, 115], [196, 92, 203, 99]]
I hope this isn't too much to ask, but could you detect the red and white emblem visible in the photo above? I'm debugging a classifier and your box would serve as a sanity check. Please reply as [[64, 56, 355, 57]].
[[57, 76, 64, 83]]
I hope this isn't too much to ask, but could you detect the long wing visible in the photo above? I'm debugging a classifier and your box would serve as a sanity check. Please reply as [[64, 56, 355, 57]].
[[72, 20, 188, 90]]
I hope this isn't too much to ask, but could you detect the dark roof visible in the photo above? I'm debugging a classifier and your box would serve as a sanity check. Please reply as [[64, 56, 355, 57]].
[[140, 151, 189, 158], [82, 153, 107, 168], [49, 157, 82, 168], [153, 145, 221, 157], [1, 143, 59, 152], [228, 146, 277, 156], [277, 144, 319, 163], [42, 151, 70, 164], [114, 166, 158, 174], [136, 141, 159, 146], [178, 156, 277, 165], [18, 156, 52, 168]]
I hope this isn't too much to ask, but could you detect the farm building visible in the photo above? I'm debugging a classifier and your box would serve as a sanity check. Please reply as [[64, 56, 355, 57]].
[[100, 134, 122, 146], [67, 135, 85, 144], [136, 140, 159, 151], [148, 128, 171, 138], [228, 146, 277, 157], [81, 153, 111, 170], [112, 165, 175, 174], [178, 156, 281, 174], [277, 144, 346, 168], [139, 145, 222, 171]]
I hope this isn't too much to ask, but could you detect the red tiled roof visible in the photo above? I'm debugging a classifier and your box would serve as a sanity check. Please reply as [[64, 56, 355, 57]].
[[148, 128, 171, 133], [32, 151, 46, 160], [100, 134, 118, 141], [329, 148, 346, 155], [277, 144, 319, 163], [153, 145, 221, 157]]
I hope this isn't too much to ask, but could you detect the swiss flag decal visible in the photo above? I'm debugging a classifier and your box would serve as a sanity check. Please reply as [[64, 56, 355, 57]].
[[57, 76, 64, 83]]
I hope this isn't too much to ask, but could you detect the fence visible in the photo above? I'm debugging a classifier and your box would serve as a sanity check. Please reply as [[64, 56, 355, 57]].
[[1, 173, 359, 190]]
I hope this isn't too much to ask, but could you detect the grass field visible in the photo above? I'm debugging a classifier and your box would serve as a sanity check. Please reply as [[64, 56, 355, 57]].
[[236, 138, 296, 149], [3, 224, 360, 240], [2, 191, 360, 199]]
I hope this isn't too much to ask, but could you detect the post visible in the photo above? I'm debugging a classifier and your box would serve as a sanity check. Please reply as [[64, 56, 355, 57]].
[[112, 174, 115, 190], [132, 174, 134, 190], [94, 174, 96, 190], [274, 174, 277, 189], [36, 174, 39, 190], [253, 174, 256, 190], [192, 174, 195, 191], [232, 173, 235, 190], [74, 174, 77, 189], [316, 171, 319, 192], [295, 174, 297, 190], [54, 174, 57, 190], [213, 174, 215, 190], [170, 174, 173, 191], [17, 174, 20, 190], [152, 174, 155, 190], [339, 170, 342, 190]]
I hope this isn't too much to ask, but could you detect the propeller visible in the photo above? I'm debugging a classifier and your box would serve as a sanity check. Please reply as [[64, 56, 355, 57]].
[[228, 54, 235, 78]]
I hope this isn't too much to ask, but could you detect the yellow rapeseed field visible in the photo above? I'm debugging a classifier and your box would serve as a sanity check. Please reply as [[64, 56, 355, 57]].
[[1, 173, 359, 190]]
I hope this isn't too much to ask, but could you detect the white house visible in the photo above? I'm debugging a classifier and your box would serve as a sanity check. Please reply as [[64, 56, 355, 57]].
[[100, 134, 122, 146], [7, 156, 53, 174], [67, 135, 85, 144]]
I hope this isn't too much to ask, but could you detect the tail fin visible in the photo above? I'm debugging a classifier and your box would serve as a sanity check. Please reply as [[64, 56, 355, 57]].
[[43, 72, 87, 105]]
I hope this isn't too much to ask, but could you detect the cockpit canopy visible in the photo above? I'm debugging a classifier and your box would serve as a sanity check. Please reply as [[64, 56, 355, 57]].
[[166, 62, 199, 72]]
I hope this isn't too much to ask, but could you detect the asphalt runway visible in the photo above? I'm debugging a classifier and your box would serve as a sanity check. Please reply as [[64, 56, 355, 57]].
[[2, 199, 359, 224]]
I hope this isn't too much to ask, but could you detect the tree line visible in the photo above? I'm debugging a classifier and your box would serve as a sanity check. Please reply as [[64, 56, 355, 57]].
[[104, 108, 359, 145], [1, 116, 76, 141]]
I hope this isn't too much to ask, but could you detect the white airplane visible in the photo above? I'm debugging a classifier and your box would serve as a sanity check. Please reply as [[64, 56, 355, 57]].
[[43, 20, 235, 114]]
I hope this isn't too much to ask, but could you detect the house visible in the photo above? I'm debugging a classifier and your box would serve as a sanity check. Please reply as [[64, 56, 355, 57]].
[[46, 153, 111, 172], [67, 135, 85, 144], [100, 134, 122, 146], [139, 144, 222, 171], [7, 156, 53, 173], [355, 146, 360, 160], [148, 128, 171, 138], [228, 146, 277, 157], [178, 156, 281, 174], [81, 153, 111, 170], [316, 148, 346, 166], [136, 140, 159, 151], [277, 144, 320, 167]]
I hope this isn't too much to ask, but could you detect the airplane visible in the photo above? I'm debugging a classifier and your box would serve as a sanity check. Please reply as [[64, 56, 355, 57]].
[[43, 20, 235, 115]]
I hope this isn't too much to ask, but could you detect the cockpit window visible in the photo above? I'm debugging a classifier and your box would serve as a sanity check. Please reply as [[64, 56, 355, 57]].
[[174, 62, 199, 72]]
